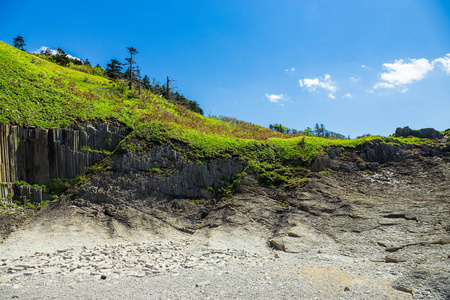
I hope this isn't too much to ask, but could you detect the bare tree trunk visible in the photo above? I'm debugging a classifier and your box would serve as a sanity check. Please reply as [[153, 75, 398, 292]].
[[166, 76, 170, 100], [129, 53, 133, 90]]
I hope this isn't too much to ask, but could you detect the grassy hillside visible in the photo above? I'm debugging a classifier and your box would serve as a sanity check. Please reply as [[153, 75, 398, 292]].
[[0, 41, 283, 139], [0, 41, 441, 188]]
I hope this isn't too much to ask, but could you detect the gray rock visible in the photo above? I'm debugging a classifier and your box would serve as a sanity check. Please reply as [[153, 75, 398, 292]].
[[395, 126, 443, 139], [392, 267, 431, 293]]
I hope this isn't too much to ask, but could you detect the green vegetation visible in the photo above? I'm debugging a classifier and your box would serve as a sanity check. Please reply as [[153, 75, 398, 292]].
[[24, 202, 35, 208], [37, 200, 51, 210], [1, 41, 444, 192], [0, 42, 282, 140], [81, 145, 112, 155], [14, 180, 30, 186], [146, 167, 168, 176], [48, 175, 85, 196], [122, 122, 440, 189], [13, 181, 46, 189]]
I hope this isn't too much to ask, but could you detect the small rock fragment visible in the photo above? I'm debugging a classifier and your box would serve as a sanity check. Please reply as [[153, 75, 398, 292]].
[[196, 281, 211, 287], [269, 239, 285, 252]]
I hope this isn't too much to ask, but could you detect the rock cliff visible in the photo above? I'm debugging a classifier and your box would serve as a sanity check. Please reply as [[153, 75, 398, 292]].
[[0, 122, 129, 185], [1, 124, 450, 298]]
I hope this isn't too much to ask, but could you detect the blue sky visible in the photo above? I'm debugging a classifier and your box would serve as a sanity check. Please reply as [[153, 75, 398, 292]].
[[1, 0, 449, 137]]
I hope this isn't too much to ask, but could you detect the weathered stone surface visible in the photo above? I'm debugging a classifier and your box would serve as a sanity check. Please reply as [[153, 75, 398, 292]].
[[395, 126, 443, 139], [13, 185, 51, 204], [0, 183, 12, 202], [359, 143, 402, 163], [311, 156, 329, 172]]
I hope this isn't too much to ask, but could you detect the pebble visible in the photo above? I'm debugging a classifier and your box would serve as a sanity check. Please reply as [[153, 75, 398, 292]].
[[0, 241, 264, 284], [196, 281, 211, 287]]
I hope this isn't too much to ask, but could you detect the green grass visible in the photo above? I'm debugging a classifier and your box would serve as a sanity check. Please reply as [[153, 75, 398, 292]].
[[37, 200, 51, 210], [120, 122, 439, 188], [81, 145, 112, 155], [1, 41, 443, 190], [0, 41, 284, 140], [13, 180, 30, 186]]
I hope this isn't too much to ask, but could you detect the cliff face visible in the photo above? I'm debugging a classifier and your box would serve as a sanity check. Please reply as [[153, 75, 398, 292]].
[[0, 122, 129, 185], [0, 122, 246, 205], [75, 145, 246, 216], [109, 145, 246, 198]]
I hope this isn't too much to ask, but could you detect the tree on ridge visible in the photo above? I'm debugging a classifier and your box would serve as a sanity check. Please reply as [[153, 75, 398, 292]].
[[105, 59, 123, 80], [13, 36, 26, 51], [125, 47, 138, 90]]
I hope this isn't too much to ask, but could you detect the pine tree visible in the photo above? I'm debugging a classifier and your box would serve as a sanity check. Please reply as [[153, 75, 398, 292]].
[[125, 47, 138, 90], [142, 75, 151, 90], [13, 36, 26, 51], [55, 48, 70, 66], [105, 59, 123, 80]]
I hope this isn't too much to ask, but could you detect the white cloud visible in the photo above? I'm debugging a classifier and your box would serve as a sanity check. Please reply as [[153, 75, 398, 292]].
[[433, 54, 450, 74], [361, 65, 368, 69], [350, 77, 360, 82], [265, 93, 289, 105], [343, 93, 352, 98], [34, 46, 82, 61], [373, 57, 434, 91], [285, 67, 295, 73], [299, 74, 337, 99], [383, 58, 432, 85], [373, 82, 395, 89], [372, 54, 450, 92]]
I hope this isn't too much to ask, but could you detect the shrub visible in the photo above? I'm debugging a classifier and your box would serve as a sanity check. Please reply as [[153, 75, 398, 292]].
[[14, 180, 30, 186]]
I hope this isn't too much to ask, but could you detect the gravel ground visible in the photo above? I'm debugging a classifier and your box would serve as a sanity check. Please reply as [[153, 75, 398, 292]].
[[0, 240, 411, 300]]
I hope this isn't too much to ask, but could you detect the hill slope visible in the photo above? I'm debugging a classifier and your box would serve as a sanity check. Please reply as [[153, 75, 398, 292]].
[[0, 41, 449, 299]]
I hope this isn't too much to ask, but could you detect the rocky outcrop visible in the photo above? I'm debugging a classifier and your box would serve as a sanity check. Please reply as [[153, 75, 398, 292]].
[[0, 122, 129, 185], [13, 185, 52, 204], [79, 145, 246, 202], [0, 183, 11, 202], [395, 126, 443, 139], [358, 143, 403, 162], [112, 146, 245, 195], [311, 140, 450, 172]]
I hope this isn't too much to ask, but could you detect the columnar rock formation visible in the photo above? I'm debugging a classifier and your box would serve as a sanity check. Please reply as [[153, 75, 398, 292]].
[[0, 122, 129, 185], [109, 146, 246, 198]]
